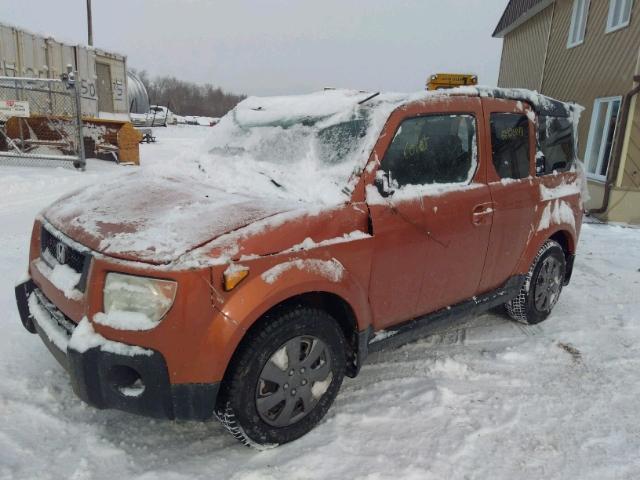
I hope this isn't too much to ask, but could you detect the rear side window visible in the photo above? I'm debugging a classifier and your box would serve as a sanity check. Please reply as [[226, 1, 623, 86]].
[[537, 116, 575, 175], [490, 113, 530, 180], [380, 114, 477, 188]]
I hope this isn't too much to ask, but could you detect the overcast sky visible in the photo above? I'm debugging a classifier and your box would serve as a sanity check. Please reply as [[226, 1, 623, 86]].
[[3, 0, 506, 96]]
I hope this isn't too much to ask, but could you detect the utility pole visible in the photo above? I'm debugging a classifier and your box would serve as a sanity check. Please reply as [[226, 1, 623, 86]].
[[86, 0, 93, 46]]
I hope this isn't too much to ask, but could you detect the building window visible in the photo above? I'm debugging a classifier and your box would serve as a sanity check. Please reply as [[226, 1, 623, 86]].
[[567, 0, 591, 48], [585, 97, 622, 181], [607, 0, 634, 33], [490, 113, 531, 180]]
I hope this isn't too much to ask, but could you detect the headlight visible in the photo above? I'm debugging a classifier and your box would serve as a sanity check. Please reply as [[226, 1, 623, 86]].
[[103, 273, 177, 327]]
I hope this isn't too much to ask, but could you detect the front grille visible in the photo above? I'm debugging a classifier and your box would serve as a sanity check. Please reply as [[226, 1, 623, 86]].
[[34, 288, 77, 335], [40, 224, 92, 292]]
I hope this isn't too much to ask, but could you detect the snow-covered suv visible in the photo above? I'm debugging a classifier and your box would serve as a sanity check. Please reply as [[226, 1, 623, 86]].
[[15, 88, 583, 447]]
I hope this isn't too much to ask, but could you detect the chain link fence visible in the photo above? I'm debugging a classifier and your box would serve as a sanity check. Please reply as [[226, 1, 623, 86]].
[[0, 75, 85, 169]]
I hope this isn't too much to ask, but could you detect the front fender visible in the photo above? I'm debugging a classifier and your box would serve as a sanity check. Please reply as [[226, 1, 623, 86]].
[[203, 254, 373, 382]]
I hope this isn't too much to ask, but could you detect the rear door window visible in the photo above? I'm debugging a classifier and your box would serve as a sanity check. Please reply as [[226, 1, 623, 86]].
[[380, 114, 477, 188], [490, 113, 530, 180], [537, 116, 575, 175]]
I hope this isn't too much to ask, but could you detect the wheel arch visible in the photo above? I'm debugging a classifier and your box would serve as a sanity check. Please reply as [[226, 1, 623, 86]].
[[207, 262, 373, 388], [223, 291, 361, 388], [517, 226, 576, 275], [548, 229, 576, 256]]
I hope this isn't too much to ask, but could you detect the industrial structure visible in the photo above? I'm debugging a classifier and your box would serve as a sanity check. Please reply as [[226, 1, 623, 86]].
[[0, 21, 130, 119]]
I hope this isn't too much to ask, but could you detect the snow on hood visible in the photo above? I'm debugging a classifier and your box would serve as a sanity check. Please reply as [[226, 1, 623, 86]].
[[43, 172, 296, 264]]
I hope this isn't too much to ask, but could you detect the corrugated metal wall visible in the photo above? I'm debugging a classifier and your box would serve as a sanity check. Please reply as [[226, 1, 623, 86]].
[[0, 22, 128, 117], [541, 0, 640, 160], [498, 5, 554, 90]]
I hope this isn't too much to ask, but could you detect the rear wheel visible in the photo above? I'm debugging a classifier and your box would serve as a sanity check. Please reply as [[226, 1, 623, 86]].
[[216, 306, 346, 448], [506, 240, 566, 325]]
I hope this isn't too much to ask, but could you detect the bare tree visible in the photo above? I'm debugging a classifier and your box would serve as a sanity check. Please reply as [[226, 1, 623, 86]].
[[132, 70, 246, 117]]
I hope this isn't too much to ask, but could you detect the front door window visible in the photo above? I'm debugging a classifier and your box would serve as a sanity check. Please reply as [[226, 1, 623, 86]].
[[378, 114, 478, 190]]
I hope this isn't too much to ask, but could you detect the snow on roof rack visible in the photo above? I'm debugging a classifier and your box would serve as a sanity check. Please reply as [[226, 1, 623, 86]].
[[474, 87, 573, 118]]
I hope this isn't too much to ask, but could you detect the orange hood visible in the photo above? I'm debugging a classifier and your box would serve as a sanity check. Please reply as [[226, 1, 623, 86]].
[[43, 174, 296, 265]]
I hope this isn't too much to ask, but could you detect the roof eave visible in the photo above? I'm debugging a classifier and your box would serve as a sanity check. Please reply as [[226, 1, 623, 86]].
[[492, 0, 556, 38]]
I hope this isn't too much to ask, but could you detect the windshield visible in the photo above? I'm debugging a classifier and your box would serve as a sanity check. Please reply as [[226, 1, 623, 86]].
[[191, 90, 401, 205], [210, 111, 370, 167]]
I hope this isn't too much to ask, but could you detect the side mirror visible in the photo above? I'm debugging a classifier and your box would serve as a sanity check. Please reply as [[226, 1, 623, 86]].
[[374, 172, 394, 198]]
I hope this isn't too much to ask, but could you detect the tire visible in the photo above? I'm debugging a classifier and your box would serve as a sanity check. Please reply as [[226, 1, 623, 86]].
[[506, 240, 566, 325], [216, 306, 347, 448]]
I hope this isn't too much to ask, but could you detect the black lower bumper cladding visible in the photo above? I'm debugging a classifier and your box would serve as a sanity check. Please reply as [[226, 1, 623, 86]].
[[15, 279, 219, 421]]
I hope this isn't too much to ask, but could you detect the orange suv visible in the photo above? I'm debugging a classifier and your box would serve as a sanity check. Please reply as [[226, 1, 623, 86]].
[[15, 88, 583, 447]]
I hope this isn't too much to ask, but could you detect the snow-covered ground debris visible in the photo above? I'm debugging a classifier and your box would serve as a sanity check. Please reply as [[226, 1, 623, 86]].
[[0, 126, 639, 479]]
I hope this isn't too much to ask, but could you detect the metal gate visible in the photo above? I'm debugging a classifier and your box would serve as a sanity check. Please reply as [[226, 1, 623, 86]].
[[0, 72, 86, 169]]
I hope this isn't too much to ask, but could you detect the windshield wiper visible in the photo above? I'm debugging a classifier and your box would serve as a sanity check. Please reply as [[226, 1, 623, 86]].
[[259, 171, 284, 189], [358, 92, 380, 105]]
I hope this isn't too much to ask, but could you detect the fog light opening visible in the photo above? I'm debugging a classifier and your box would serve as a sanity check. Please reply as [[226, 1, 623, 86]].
[[107, 365, 146, 398]]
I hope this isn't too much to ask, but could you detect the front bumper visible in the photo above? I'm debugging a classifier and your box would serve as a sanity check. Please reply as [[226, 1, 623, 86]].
[[15, 279, 219, 421]]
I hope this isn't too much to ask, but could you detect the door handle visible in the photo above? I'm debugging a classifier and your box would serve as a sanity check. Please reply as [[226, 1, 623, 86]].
[[472, 204, 494, 225]]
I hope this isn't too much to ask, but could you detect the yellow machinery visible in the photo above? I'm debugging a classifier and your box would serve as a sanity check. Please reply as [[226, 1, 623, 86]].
[[427, 73, 478, 91]]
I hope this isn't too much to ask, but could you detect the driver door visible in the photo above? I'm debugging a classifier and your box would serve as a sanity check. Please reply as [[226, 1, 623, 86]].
[[366, 97, 492, 330]]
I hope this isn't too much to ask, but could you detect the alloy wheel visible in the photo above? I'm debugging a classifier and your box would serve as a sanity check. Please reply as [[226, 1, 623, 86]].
[[534, 256, 563, 312], [256, 336, 333, 427]]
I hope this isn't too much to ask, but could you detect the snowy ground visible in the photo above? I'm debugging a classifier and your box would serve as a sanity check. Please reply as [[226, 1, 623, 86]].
[[1, 126, 639, 480]]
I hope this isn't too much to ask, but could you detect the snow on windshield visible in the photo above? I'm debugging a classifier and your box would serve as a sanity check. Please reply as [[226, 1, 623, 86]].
[[193, 90, 413, 205]]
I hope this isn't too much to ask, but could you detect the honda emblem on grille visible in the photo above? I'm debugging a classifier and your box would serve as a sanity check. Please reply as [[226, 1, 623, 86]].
[[55, 242, 68, 265]]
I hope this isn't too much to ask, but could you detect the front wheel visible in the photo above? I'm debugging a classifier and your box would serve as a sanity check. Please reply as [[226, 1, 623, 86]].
[[506, 240, 566, 325], [216, 306, 346, 448]]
